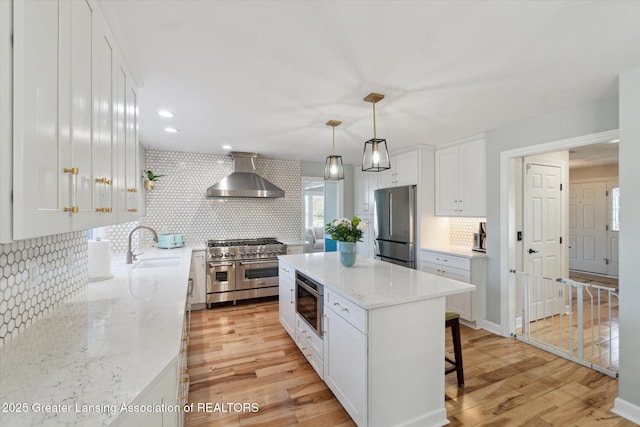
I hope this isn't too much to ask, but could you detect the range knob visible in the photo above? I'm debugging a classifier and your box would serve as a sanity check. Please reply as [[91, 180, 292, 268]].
[[266, 250, 272, 255], [252, 251, 257, 256], [239, 252, 245, 256], [217, 253, 224, 258], [224, 253, 229, 257], [230, 252, 236, 257]]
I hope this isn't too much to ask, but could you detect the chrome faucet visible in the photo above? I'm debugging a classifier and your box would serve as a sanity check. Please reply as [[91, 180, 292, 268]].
[[126, 226, 159, 264]]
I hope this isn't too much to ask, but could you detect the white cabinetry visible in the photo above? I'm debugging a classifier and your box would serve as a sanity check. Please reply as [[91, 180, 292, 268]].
[[115, 59, 141, 223], [419, 249, 486, 327], [435, 138, 486, 217], [12, 0, 139, 240], [0, 0, 12, 243], [190, 250, 207, 310], [295, 314, 324, 378], [323, 288, 448, 427], [355, 215, 375, 259], [324, 290, 367, 426], [377, 151, 418, 189], [354, 166, 378, 215], [278, 260, 296, 339]]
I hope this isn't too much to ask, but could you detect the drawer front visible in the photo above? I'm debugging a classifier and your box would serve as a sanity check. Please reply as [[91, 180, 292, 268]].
[[324, 290, 367, 334], [297, 315, 324, 356], [296, 329, 324, 378], [421, 262, 471, 283], [279, 261, 295, 280], [420, 251, 470, 271]]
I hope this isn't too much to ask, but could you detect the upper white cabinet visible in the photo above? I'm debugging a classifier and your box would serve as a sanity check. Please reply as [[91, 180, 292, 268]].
[[0, 0, 12, 243], [353, 166, 378, 215], [377, 151, 418, 189], [12, 0, 139, 240], [115, 60, 141, 223], [435, 137, 486, 217]]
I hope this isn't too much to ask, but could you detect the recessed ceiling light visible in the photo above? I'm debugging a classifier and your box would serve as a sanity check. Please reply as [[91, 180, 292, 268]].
[[222, 144, 232, 150], [158, 110, 174, 118], [164, 127, 179, 133]]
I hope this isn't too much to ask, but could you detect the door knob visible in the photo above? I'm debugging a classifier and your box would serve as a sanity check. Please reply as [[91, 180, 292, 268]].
[[528, 248, 539, 254]]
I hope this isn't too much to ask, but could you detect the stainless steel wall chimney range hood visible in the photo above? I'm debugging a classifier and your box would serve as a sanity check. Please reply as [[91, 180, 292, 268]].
[[206, 152, 285, 198]]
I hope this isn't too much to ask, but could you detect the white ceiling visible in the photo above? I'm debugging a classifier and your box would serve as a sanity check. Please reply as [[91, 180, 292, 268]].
[[103, 0, 640, 165], [569, 141, 619, 169]]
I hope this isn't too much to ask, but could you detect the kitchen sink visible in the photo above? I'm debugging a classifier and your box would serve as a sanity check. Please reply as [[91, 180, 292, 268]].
[[133, 257, 182, 269]]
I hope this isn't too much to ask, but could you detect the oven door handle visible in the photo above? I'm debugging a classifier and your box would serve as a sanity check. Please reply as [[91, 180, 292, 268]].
[[208, 262, 234, 268], [239, 260, 278, 266], [296, 279, 320, 298]]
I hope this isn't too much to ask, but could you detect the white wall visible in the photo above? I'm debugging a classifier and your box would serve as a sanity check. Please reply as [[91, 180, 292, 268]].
[[614, 68, 640, 421], [570, 164, 618, 181], [485, 96, 619, 323]]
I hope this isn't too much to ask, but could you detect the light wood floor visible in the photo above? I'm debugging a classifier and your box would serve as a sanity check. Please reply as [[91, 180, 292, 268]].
[[185, 298, 635, 426]]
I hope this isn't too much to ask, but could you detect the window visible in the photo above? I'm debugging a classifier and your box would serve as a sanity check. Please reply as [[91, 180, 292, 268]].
[[304, 181, 325, 229], [611, 187, 620, 232]]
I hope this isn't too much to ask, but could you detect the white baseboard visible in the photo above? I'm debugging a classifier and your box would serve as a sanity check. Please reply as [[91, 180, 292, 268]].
[[613, 398, 640, 424], [478, 320, 504, 336]]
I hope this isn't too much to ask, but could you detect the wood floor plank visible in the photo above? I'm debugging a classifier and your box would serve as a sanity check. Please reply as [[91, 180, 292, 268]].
[[185, 298, 632, 427]]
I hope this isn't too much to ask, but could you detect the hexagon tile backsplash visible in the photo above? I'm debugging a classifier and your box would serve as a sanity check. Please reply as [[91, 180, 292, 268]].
[[143, 149, 303, 244], [0, 231, 88, 346]]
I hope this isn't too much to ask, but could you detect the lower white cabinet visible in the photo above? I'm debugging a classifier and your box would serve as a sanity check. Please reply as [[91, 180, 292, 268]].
[[190, 250, 207, 310], [278, 260, 296, 339], [324, 298, 367, 426], [419, 249, 486, 326], [295, 314, 324, 378], [355, 215, 375, 259], [322, 288, 448, 427]]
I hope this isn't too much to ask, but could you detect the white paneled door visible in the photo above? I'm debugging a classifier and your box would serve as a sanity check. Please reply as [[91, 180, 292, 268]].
[[524, 163, 563, 319], [569, 182, 607, 274]]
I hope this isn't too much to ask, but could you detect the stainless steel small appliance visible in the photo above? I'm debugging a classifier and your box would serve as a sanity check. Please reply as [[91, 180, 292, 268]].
[[206, 238, 287, 305], [472, 222, 487, 252], [295, 271, 323, 337]]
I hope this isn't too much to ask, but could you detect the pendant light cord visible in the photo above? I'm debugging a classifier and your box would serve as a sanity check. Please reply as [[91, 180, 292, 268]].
[[372, 102, 377, 141], [332, 125, 336, 155]]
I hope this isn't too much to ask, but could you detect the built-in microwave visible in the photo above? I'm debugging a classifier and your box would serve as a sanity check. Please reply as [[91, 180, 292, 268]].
[[295, 272, 323, 337]]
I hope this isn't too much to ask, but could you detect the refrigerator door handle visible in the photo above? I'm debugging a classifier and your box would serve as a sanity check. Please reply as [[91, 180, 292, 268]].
[[389, 192, 393, 236]]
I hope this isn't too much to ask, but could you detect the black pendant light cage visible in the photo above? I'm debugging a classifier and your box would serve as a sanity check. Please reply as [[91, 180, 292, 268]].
[[362, 138, 391, 172], [362, 93, 391, 172], [324, 119, 345, 181], [324, 155, 345, 181]]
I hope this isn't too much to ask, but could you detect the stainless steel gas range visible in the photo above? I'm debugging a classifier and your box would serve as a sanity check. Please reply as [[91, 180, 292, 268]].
[[206, 238, 287, 306]]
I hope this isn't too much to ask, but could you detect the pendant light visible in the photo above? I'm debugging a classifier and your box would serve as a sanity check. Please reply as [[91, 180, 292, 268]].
[[362, 92, 391, 172], [324, 120, 345, 181]]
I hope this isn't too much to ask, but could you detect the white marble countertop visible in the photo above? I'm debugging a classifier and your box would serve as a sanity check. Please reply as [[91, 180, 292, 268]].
[[278, 252, 475, 310], [0, 247, 193, 426], [420, 246, 488, 258]]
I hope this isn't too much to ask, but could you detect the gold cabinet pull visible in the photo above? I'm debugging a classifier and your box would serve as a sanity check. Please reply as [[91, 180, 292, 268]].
[[63, 167, 79, 175], [127, 188, 138, 193], [64, 206, 79, 213], [127, 208, 138, 213]]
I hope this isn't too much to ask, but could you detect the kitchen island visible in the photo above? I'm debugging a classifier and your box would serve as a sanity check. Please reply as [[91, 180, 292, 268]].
[[278, 252, 475, 427]]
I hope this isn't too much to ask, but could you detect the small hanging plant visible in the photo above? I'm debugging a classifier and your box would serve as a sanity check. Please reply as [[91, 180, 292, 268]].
[[143, 170, 165, 181], [143, 170, 164, 190]]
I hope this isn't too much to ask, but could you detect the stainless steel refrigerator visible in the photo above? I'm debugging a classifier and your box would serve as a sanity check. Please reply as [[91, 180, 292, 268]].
[[374, 185, 416, 269]]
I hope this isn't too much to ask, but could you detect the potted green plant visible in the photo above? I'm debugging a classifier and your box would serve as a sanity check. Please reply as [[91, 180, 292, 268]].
[[143, 170, 165, 190], [325, 216, 367, 267]]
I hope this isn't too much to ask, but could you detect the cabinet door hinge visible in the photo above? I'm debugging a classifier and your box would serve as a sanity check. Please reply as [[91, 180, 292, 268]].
[[560, 183, 563, 191], [606, 190, 609, 197], [606, 224, 609, 231], [559, 237, 563, 244]]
